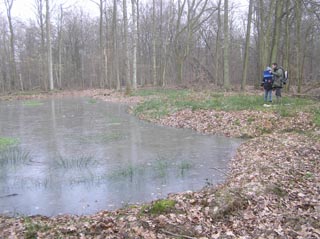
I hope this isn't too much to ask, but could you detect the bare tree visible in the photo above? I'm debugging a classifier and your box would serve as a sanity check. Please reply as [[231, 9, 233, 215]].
[[173, 0, 210, 84], [241, 0, 254, 91], [223, 0, 230, 89], [215, 0, 222, 86], [56, 4, 63, 89], [112, 0, 120, 90], [45, 0, 54, 90], [152, 0, 157, 86], [270, 0, 284, 63], [131, 0, 138, 90], [123, 0, 131, 94], [4, 0, 16, 90], [34, 0, 47, 90], [295, 0, 302, 93]]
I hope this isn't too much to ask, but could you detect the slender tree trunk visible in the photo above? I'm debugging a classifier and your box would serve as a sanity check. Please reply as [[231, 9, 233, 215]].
[[258, 0, 275, 71], [57, 4, 63, 89], [112, 0, 120, 90], [131, 0, 138, 90], [241, 0, 254, 91], [215, 0, 222, 87], [159, 0, 163, 86], [123, 0, 131, 94], [37, 0, 47, 90], [4, 0, 16, 91], [98, 0, 105, 88], [284, 0, 290, 91], [270, 0, 283, 63], [295, 0, 302, 93], [104, 48, 108, 89], [136, 0, 143, 86], [152, 0, 157, 86], [223, 0, 230, 90], [46, 0, 54, 90]]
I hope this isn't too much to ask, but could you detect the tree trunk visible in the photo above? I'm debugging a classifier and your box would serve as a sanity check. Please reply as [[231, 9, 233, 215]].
[[35, 0, 47, 90], [46, 0, 54, 91], [152, 0, 157, 86], [98, 0, 105, 88], [241, 0, 254, 91], [57, 4, 63, 89], [131, 0, 138, 90], [112, 0, 120, 90], [223, 0, 230, 90], [295, 0, 302, 93], [4, 0, 17, 91], [270, 0, 284, 63], [215, 0, 222, 87], [258, 0, 275, 73], [284, 0, 290, 92], [123, 0, 131, 94]]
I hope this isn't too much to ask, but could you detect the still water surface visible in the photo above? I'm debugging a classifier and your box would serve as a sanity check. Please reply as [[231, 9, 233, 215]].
[[0, 97, 242, 216]]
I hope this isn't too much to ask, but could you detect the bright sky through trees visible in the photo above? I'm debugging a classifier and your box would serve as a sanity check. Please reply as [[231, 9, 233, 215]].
[[0, 0, 99, 20], [1, 0, 248, 21]]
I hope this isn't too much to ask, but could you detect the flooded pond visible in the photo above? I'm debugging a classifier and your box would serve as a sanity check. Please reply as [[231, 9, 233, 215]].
[[0, 97, 242, 216]]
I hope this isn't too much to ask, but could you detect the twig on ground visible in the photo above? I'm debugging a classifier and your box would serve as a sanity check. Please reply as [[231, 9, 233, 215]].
[[160, 229, 197, 239]]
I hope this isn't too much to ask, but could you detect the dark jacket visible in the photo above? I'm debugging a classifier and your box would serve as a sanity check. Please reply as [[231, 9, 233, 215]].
[[271, 67, 284, 88]]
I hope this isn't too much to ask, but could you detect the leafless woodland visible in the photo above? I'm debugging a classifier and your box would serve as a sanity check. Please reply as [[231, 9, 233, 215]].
[[0, 0, 319, 94]]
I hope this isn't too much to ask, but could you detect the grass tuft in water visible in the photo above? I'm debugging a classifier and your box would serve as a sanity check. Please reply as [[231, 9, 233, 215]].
[[88, 99, 97, 104], [153, 157, 170, 178], [178, 160, 193, 176], [109, 165, 144, 180], [0, 147, 31, 166], [0, 137, 19, 150], [53, 154, 98, 169], [79, 132, 125, 144], [23, 100, 44, 106]]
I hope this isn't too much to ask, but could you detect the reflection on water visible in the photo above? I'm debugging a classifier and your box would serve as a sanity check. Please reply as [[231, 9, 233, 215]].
[[0, 97, 243, 216]]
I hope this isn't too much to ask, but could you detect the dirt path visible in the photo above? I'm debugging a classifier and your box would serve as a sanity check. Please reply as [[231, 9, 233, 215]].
[[0, 90, 319, 238]]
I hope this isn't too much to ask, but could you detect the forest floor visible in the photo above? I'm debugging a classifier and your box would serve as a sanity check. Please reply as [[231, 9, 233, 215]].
[[0, 89, 319, 238]]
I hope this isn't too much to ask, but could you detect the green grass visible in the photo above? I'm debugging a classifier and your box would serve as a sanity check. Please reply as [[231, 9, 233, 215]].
[[141, 199, 176, 215], [131, 88, 190, 98], [133, 89, 319, 125], [0, 137, 19, 150], [314, 108, 320, 127], [24, 217, 50, 239]]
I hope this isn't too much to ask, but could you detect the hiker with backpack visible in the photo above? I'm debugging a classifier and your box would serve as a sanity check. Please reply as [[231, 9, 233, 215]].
[[270, 62, 285, 103], [261, 66, 273, 103]]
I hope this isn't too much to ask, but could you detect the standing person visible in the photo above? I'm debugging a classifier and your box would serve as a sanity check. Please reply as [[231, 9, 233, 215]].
[[261, 66, 273, 103], [271, 62, 284, 103]]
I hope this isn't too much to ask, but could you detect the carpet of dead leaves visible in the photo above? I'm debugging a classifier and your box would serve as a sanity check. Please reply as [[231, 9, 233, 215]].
[[0, 90, 319, 239]]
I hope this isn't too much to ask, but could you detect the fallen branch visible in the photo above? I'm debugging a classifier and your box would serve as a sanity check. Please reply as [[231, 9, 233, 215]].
[[160, 229, 197, 239]]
